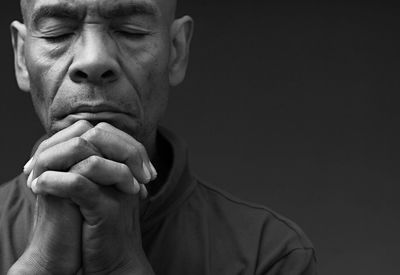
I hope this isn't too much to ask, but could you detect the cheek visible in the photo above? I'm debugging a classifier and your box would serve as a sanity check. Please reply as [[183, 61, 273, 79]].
[[139, 46, 170, 119], [25, 39, 70, 129], [120, 38, 170, 107]]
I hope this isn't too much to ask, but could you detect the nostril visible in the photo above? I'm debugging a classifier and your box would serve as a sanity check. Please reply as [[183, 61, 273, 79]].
[[75, 70, 88, 79], [101, 70, 115, 80], [70, 67, 118, 84]]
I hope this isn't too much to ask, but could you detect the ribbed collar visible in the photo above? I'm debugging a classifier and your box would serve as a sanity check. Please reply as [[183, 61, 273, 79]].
[[140, 127, 197, 233]]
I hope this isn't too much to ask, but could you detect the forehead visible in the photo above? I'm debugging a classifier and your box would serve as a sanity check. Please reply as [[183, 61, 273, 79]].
[[25, 0, 175, 22]]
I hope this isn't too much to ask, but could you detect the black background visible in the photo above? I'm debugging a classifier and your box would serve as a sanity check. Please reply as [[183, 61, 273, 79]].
[[1, 1, 399, 274]]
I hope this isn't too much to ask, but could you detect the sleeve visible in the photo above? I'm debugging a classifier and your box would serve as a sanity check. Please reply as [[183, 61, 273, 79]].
[[260, 248, 317, 275]]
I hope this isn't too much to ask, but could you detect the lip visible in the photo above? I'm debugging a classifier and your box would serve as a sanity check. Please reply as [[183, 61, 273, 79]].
[[57, 104, 134, 126], [71, 104, 127, 115], [62, 111, 134, 129], [68, 111, 127, 120], [52, 103, 139, 134]]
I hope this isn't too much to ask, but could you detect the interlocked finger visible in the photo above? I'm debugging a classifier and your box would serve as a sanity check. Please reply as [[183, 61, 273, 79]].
[[24, 120, 93, 174], [69, 155, 141, 195], [31, 171, 100, 210], [31, 137, 100, 184], [81, 127, 153, 184], [95, 122, 157, 178]]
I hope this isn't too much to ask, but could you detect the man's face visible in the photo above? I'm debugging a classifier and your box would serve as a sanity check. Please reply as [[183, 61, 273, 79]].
[[13, 0, 191, 146]]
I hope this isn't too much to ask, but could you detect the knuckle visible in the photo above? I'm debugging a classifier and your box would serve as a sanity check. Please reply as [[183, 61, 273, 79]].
[[128, 145, 139, 156], [36, 139, 49, 154], [35, 153, 49, 170], [76, 119, 93, 130], [95, 122, 110, 129], [39, 171, 51, 183], [70, 136, 88, 150], [68, 174, 85, 193], [126, 146, 142, 165], [35, 171, 52, 191], [119, 164, 132, 180], [85, 127, 103, 141], [136, 143, 146, 155], [86, 155, 102, 170]]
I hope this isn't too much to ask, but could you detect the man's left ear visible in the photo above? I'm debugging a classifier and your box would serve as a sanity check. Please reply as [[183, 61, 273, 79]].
[[10, 21, 30, 92], [168, 16, 194, 87]]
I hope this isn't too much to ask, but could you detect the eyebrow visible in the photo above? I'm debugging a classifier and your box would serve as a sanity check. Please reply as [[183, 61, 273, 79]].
[[31, 3, 82, 26]]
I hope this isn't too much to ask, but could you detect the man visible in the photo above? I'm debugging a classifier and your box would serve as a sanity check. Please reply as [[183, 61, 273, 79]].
[[0, 0, 317, 274]]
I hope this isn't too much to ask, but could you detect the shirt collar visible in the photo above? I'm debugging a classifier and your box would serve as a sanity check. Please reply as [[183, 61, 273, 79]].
[[140, 127, 197, 232]]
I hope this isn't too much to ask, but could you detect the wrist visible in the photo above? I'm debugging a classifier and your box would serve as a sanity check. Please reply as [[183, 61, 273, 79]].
[[8, 246, 79, 275], [17, 196, 82, 275], [8, 260, 53, 275]]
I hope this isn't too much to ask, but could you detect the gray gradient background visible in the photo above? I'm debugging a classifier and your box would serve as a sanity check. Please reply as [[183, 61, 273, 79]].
[[1, 1, 399, 275]]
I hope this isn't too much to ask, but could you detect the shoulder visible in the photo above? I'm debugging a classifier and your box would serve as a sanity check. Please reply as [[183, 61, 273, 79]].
[[0, 174, 33, 220], [196, 180, 313, 246], [0, 175, 23, 209], [0, 174, 34, 273], [188, 179, 316, 271]]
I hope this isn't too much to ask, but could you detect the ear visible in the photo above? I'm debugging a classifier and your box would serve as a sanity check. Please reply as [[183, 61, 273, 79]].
[[10, 20, 30, 92], [168, 16, 194, 87]]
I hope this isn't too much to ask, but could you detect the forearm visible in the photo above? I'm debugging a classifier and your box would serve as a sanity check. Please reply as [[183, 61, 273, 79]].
[[8, 250, 68, 275], [8, 196, 82, 275]]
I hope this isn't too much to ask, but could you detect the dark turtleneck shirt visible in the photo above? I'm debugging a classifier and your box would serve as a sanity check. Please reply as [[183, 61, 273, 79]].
[[0, 128, 316, 274]]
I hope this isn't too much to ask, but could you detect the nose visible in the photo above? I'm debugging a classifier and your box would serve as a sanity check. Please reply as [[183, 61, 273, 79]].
[[69, 30, 120, 85]]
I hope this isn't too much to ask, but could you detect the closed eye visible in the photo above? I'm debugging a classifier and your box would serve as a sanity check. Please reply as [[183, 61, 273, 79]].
[[113, 25, 151, 39], [115, 30, 149, 39], [37, 18, 77, 43], [43, 32, 74, 43]]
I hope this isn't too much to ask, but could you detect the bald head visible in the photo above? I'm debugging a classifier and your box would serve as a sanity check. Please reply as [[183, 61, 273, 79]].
[[20, 0, 178, 25], [20, 0, 28, 22]]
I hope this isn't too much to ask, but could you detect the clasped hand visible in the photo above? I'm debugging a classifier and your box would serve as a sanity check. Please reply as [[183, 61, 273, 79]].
[[9, 120, 157, 275]]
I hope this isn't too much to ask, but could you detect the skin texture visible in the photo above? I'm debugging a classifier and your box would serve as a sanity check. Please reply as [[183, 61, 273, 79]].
[[9, 0, 193, 273], [20, 0, 177, 26], [15, 0, 184, 154]]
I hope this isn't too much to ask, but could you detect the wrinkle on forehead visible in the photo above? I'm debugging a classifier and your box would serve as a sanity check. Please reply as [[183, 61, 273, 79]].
[[21, 0, 177, 24]]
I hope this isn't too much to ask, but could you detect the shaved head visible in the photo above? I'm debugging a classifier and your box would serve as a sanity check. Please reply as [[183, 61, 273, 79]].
[[20, 0, 28, 22], [20, 0, 178, 24]]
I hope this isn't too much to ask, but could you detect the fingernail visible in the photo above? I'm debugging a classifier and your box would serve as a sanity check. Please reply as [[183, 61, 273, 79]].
[[142, 162, 151, 182], [27, 171, 33, 188], [31, 178, 38, 193], [133, 178, 140, 194], [140, 184, 148, 199], [23, 157, 33, 174], [149, 162, 157, 179]]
